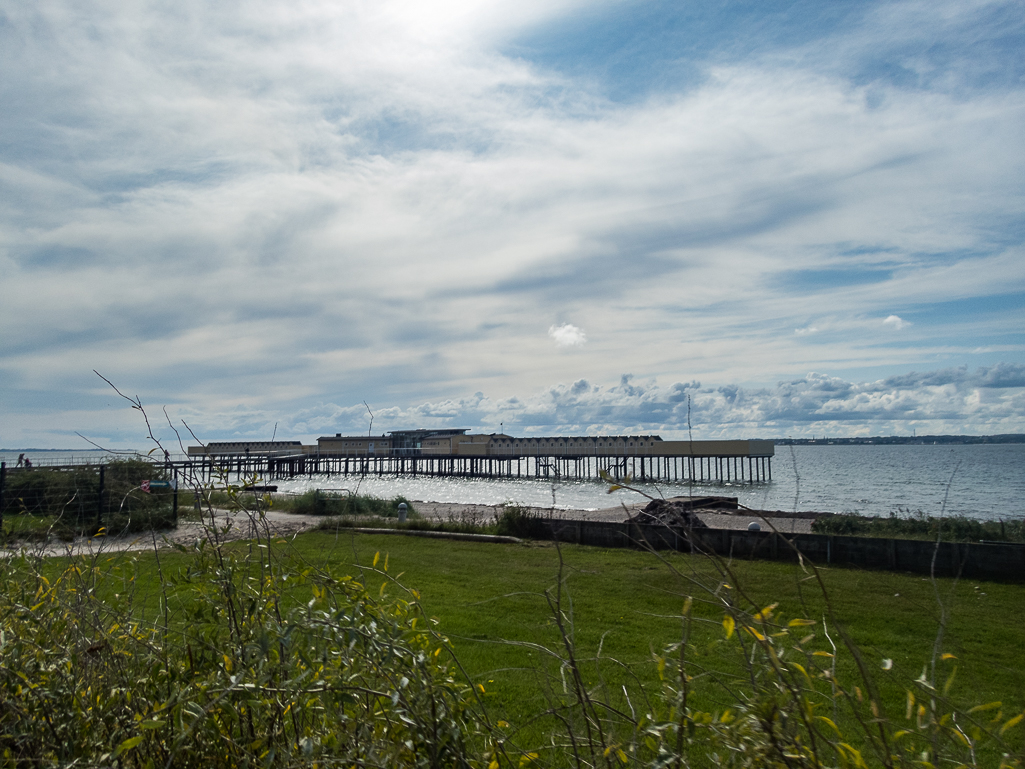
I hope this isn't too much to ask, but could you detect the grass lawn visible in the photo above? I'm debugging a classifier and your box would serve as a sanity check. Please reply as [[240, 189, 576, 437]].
[[279, 530, 1025, 756], [33, 528, 1025, 763]]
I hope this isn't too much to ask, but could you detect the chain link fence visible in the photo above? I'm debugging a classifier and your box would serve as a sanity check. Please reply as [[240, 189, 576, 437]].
[[0, 459, 178, 541]]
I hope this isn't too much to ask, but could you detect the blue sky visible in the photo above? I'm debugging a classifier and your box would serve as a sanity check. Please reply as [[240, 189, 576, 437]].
[[1, 0, 1023, 448]]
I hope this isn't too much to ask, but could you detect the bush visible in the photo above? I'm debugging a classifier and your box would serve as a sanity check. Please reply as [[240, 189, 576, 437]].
[[813, 511, 1025, 543], [495, 506, 550, 539], [0, 521, 491, 767], [1, 459, 176, 539], [286, 490, 415, 519]]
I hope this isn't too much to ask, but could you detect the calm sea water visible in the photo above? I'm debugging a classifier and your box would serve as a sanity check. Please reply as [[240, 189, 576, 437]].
[[3, 444, 1022, 520]]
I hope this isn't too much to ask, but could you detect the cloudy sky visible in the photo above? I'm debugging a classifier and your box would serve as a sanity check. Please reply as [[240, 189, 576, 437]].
[[1, 0, 1023, 448]]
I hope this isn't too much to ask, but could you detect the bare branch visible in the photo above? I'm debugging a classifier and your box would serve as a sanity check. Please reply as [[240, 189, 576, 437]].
[[94, 370, 161, 452], [73, 431, 140, 456], [164, 407, 189, 456]]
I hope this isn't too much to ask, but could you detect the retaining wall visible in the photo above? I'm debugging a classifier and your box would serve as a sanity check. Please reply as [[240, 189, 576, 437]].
[[544, 520, 1025, 583]]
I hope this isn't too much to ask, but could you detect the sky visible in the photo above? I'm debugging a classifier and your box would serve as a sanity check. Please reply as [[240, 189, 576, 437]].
[[1, 0, 1024, 449]]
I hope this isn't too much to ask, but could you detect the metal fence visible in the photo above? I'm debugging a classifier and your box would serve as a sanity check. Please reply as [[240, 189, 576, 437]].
[[0, 460, 180, 539]]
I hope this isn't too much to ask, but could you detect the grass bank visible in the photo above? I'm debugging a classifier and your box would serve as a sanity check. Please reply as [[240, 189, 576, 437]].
[[61, 526, 1023, 765], [8, 504, 1024, 766], [289, 531, 1025, 745]]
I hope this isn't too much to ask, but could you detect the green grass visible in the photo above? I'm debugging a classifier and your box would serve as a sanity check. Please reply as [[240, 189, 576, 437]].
[[279, 531, 1025, 756], [2, 507, 177, 543], [24, 528, 1025, 765], [1, 512, 77, 541]]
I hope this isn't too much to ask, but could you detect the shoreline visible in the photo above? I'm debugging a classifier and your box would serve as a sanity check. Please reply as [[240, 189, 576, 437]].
[[411, 500, 816, 534], [2, 499, 817, 558]]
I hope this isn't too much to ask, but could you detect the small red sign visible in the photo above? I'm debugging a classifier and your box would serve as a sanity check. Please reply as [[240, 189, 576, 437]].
[[141, 480, 151, 493]]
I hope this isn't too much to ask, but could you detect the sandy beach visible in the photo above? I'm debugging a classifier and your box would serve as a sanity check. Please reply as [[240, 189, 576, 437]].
[[411, 500, 815, 534]]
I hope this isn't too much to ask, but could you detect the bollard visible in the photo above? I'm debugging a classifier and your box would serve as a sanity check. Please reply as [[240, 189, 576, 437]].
[[397, 502, 407, 523]]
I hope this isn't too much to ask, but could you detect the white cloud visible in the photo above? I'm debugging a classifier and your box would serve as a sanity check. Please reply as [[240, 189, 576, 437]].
[[883, 315, 910, 330], [548, 323, 587, 348], [0, 0, 1022, 447], [161, 365, 1025, 443]]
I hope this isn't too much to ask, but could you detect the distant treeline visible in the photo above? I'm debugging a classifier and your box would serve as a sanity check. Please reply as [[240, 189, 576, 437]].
[[774, 434, 1025, 445]]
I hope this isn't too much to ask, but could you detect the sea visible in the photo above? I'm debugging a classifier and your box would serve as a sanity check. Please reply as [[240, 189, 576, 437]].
[[3, 444, 1022, 521]]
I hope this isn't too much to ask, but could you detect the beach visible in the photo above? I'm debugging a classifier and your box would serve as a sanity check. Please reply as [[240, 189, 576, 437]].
[[411, 500, 815, 534]]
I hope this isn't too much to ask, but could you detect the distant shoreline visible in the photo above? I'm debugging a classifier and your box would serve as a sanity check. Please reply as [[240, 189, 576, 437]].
[[774, 434, 1025, 445]]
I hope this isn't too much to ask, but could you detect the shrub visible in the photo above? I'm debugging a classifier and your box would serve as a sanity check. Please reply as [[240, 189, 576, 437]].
[[0, 521, 492, 767], [286, 491, 415, 518], [1, 459, 176, 539], [813, 511, 1025, 543], [495, 506, 550, 539]]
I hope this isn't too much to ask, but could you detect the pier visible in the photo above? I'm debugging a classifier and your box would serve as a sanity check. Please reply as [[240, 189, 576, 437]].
[[252, 450, 772, 484], [185, 433, 774, 485], [0, 433, 774, 489]]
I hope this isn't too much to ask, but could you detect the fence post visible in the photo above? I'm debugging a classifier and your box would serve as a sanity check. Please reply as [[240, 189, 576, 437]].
[[96, 465, 105, 533], [172, 466, 179, 525], [0, 461, 5, 531]]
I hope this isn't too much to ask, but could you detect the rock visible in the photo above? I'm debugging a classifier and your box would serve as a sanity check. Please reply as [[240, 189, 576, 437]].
[[627, 498, 710, 528]]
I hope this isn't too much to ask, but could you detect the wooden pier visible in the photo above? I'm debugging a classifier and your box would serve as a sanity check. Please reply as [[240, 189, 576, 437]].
[[186, 444, 773, 486], [2, 436, 774, 488]]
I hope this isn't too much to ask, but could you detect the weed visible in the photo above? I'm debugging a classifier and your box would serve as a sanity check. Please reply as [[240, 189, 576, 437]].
[[283, 490, 415, 518], [495, 505, 550, 539], [813, 511, 1025, 543]]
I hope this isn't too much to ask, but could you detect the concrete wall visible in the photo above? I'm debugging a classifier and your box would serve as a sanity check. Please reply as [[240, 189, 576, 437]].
[[541, 520, 1025, 582]]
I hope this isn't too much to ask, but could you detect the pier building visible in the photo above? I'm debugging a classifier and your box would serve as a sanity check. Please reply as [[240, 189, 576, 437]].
[[185, 430, 774, 484]]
